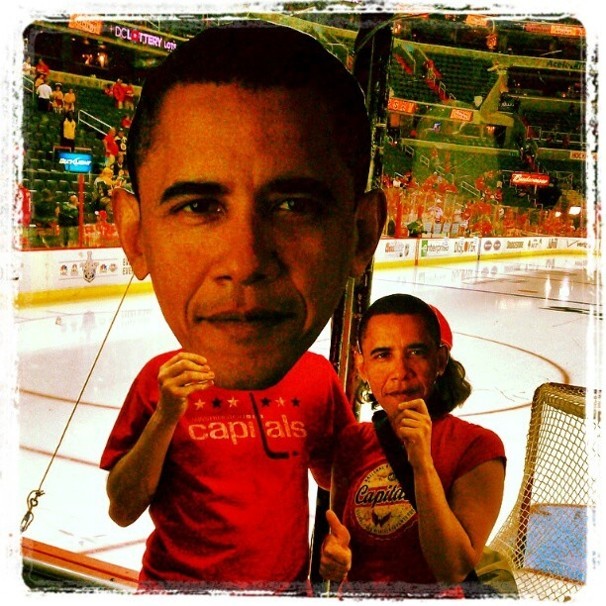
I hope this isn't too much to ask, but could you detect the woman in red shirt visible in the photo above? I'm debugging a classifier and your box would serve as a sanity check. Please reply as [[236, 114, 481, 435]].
[[321, 295, 506, 598]]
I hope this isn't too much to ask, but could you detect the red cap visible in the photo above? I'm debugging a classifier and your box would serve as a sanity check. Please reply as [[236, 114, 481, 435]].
[[429, 305, 453, 350]]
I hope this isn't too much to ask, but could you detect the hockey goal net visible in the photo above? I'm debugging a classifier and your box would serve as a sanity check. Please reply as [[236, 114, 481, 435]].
[[489, 382, 600, 601]]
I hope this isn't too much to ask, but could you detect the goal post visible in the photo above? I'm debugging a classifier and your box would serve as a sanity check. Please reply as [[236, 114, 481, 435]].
[[489, 382, 599, 601]]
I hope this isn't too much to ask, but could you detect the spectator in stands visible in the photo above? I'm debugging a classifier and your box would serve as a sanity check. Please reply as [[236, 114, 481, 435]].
[[35, 76, 52, 112], [124, 80, 136, 111], [113, 151, 129, 183], [96, 209, 116, 243], [101, 21, 386, 594], [422, 58, 441, 80], [103, 127, 119, 168], [55, 194, 80, 246], [35, 58, 50, 79], [113, 129, 129, 183], [23, 56, 33, 77], [428, 200, 444, 223], [320, 294, 505, 597], [16, 183, 32, 247], [120, 113, 132, 130], [474, 174, 486, 194], [60, 111, 77, 151], [51, 83, 64, 113], [33, 72, 46, 90], [114, 128, 128, 158], [92, 167, 117, 220], [112, 78, 127, 109], [402, 170, 413, 188], [63, 88, 76, 113], [35, 188, 56, 225]]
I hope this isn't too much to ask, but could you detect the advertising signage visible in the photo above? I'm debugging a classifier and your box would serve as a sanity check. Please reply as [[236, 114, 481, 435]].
[[387, 97, 418, 114], [68, 16, 181, 53], [56, 151, 93, 173], [510, 172, 550, 187], [449, 108, 473, 122], [68, 15, 103, 36], [106, 23, 179, 52], [524, 22, 584, 38], [498, 94, 521, 113]]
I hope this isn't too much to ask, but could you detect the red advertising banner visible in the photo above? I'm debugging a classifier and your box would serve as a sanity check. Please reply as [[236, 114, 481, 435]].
[[524, 23, 584, 37], [510, 172, 551, 187], [388, 97, 418, 114], [552, 24, 585, 37], [68, 16, 103, 36], [449, 108, 473, 122]]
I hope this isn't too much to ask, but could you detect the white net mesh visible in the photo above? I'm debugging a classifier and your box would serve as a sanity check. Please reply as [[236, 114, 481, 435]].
[[489, 382, 600, 601]]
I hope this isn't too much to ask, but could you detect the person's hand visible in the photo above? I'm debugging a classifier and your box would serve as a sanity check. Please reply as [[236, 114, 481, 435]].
[[320, 509, 351, 583], [392, 398, 433, 470], [156, 352, 214, 424]]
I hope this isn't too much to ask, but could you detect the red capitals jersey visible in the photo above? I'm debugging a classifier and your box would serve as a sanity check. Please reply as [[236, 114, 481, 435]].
[[101, 350, 354, 593], [331, 414, 505, 595]]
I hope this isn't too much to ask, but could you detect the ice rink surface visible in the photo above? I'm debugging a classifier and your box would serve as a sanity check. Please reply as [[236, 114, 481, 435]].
[[15, 253, 600, 579]]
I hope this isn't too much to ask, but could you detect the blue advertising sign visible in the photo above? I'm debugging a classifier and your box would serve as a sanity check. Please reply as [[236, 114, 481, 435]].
[[56, 151, 93, 173]]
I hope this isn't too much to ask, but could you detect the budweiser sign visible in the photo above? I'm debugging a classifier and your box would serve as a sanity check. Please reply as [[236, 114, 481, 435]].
[[511, 172, 550, 187]]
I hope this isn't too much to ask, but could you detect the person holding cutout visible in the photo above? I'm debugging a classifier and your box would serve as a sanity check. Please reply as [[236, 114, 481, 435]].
[[100, 20, 386, 594]]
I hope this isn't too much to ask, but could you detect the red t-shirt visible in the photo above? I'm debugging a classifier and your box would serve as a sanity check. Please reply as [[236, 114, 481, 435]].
[[331, 414, 505, 595], [112, 82, 126, 102], [100, 350, 355, 593], [18, 184, 32, 226], [103, 133, 119, 156], [124, 84, 135, 102]]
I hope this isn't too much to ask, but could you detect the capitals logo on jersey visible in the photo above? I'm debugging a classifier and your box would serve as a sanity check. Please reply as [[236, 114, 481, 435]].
[[353, 463, 416, 536]]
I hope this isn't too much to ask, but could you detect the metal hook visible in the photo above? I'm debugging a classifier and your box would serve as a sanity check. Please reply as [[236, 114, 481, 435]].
[[20, 489, 45, 533]]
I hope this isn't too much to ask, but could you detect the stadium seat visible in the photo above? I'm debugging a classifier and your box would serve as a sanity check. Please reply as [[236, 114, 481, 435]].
[[489, 382, 599, 601]]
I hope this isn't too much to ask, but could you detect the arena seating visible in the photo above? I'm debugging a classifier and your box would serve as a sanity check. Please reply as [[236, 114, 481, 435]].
[[21, 14, 588, 246], [430, 53, 497, 104], [23, 75, 133, 230]]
